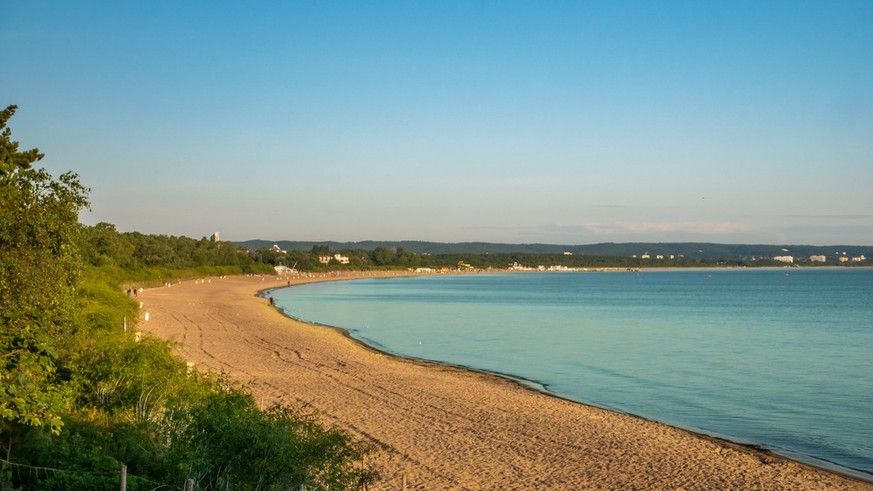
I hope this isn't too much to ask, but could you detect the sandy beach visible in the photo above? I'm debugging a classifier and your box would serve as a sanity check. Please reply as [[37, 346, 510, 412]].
[[139, 273, 872, 490]]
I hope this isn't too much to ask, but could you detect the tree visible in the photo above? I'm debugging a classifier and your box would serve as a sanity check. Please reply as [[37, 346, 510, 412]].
[[371, 247, 394, 266], [311, 244, 330, 255], [0, 105, 42, 186], [1, 105, 89, 438]]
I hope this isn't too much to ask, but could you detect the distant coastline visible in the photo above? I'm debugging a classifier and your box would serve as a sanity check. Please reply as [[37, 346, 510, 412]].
[[237, 239, 870, 274], [238, 239, 872, 261]]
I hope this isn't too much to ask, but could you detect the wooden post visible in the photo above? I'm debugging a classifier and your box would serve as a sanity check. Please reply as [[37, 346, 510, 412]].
[[119, 464, 127, 491], [402, 473, 407, 491], [185, 478, 194, 491]]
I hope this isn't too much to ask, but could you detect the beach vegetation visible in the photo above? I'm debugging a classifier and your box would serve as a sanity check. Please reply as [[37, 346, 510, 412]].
[[1, 104, 88, 439], [1, 105, 376, 490]]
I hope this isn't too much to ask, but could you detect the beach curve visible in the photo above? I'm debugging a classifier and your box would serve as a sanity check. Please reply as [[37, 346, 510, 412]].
[[139, 273, 872, 490]]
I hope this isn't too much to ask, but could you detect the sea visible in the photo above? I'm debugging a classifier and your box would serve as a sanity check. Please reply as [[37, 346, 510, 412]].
[[270, 268, 873, 480]]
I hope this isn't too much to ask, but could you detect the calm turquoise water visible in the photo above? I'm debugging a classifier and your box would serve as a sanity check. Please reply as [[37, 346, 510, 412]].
[[271, 269, 873, 480]]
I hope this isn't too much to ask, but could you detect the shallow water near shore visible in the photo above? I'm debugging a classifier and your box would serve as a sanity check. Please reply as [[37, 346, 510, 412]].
[[272, 268, 873, 480]]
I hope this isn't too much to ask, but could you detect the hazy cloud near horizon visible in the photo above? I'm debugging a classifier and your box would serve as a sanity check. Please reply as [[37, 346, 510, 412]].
[[3, 2, 873, 245]]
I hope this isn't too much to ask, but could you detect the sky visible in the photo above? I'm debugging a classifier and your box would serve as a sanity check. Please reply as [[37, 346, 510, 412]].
[[3, 1, 872, 245]]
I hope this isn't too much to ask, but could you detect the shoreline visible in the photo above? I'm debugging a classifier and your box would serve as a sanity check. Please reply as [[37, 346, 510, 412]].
[[140, 272, 873, 490], [262, 273, 872, 484]]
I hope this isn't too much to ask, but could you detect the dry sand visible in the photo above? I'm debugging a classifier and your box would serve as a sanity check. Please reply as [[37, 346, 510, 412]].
[[139, 273, 872, 490]]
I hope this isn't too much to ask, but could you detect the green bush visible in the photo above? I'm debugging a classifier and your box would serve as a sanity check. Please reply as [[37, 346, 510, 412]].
[[6, 274, 377, 489], [2, 106, 375, 489], [163, 380, 377, 490]]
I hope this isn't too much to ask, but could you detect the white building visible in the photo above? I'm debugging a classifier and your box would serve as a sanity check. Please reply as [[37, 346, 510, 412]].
[[773, 256, 794, 263], [809, 255, 827, 263], [333, 254, 350, 264]]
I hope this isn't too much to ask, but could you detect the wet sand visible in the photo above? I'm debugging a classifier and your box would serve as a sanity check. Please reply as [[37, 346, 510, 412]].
[[139, 273, 872, 490]]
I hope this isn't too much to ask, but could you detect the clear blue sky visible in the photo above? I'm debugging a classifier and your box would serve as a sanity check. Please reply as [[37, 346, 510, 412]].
[[3, 1, 872, 244]]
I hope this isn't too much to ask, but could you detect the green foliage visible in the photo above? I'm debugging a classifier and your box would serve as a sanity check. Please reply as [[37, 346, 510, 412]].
[[1, 105, 88, 436], [79, 224, 270, 275], [6, 263, 376, 489], [2, 106, 375, 489], [0, 105, 42, 186], [164, 382, 376, 490]]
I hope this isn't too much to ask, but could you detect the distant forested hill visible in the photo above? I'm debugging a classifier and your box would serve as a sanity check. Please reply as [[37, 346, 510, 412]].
[[236, 240, 870, 261]]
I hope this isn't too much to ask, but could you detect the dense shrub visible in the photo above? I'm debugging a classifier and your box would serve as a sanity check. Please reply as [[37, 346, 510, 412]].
[[1, 105, 375, 490]]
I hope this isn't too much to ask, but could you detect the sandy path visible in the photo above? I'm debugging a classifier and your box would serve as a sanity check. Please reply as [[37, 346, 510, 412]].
[[139, 274, 871, 490]]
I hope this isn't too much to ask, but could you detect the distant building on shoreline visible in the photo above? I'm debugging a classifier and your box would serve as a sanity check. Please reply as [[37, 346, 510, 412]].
[[334, 253, 350, 265], [809, 255, 827, 263], [210, 231, 220, 242], [773, 255, 794, 263], [318, 253, 350, 265]]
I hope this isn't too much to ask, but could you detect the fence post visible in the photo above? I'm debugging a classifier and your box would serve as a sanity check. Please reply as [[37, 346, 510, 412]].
[[120, 464, 127, 491], [402, 473, 406, 491], [185, 478, 194, 491]]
